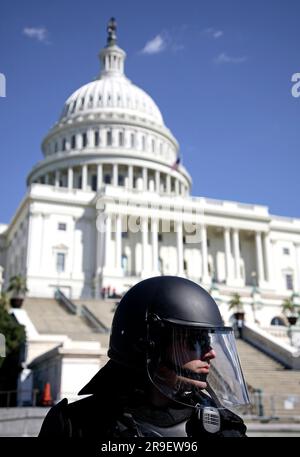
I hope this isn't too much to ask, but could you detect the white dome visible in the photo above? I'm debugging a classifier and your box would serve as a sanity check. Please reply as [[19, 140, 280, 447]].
[[60, 75, 164, 126]]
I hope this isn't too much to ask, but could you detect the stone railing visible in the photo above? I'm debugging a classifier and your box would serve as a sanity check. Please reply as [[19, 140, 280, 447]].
[[243, 322, 300, 370]]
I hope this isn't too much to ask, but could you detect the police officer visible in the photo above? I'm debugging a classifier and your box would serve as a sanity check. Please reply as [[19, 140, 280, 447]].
[[39, 276, 249, 437]]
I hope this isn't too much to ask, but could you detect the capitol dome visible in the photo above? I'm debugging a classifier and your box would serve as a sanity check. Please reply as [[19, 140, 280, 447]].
[[60, 73, 164, 127], [27, 18, 191, 196]]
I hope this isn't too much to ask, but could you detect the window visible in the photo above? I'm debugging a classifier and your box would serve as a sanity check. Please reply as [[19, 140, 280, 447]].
[[283, 248, 290, 255], [58, 223, 67, 231], [286, 274, 294, 291], [80, 97, 85, 109], [141, 136, 146, 151], [54, 142, 58, 153], [130, 133, 135, 148], [62, 139, 66, 151], [104, 174, 111, 184], [118, 175, 124, 186], [107, 130, 112, 146], [158, 257, 163, 273], [94, 131, 99, 146], [158, 234, 163, 242], [122, 231, 128, 239], [152, 139, 155, 153], [92, 175, 97, 191], [119, 131, 124, 146], [71, 100, 77, 113], [121, 254, 128, 273], [56, 253, 65, 273], [82, 133, 87, 148], [71, 135, 76, 149]]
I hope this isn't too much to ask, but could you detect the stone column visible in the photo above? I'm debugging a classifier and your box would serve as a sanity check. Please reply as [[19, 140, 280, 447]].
[[128, 165, 133, 189], [255, 232, 265, 284], [68, 168, 73, 190], [143, 167, 148, 191], [55, 170, 61, 187], [112, 164, 118, 186], [76, 133, 82, 149], [142, 217, 148, 275], [294, 243, 300, 291], [82, 165, 88, 190], [104, 213, 112, 270], [224, 227, 232, 282], [233, 229, 241, 281], [264, 233, 273, 284], [151, 218, 159, 273], [166, 175, 171, 195], [100, 129, 106, 147], [88, 129, 93, 147], [115, 214, 122, 271], [155, 170, 160, 193], [201, 224, 209, 282], [176, 220, 184, 275], [97, 164, 103, 190]]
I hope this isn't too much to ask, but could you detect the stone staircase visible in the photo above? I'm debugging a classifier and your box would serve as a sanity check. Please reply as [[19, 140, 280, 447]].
[[23, 297, 110, 348], [236, 339, 300, 417]]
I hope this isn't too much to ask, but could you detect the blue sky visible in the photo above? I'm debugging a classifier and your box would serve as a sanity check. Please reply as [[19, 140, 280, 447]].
[[1, 0, 300, 223]]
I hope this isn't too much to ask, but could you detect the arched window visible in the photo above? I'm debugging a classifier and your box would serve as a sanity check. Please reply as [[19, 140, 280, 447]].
[[271, 316, 287, 326], [130, 133, 135, 148], [82, 132, 87, 148], [71, 135, 76, 149], [141, 136, 146, 151], [119, 131, 124, 147], [121, 254, 128, 274], [94, 131, 99, 147], [152, 139, 155, 153], [107, 130, 112, 146]]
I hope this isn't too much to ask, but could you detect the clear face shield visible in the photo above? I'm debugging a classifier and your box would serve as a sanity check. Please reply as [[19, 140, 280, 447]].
[[146, 320, 250, 411]]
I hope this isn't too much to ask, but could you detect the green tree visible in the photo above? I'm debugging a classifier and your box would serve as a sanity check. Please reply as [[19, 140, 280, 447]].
[[0, 296, 26, 405], [0, 297, 26, 369], [7, 275, 28, 298], [228, 293, 244, 314], [281, 296, 300, 317]]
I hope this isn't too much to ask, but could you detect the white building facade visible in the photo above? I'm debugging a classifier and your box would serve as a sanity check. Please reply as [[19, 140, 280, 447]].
[[1, 21, 300, 327]]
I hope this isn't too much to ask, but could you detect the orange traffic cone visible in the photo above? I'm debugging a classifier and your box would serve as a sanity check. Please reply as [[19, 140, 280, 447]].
[[41, 382, 53, 406]]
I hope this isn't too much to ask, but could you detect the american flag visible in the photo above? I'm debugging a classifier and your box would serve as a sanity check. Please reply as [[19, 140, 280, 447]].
[[171, 156, 181, 170]]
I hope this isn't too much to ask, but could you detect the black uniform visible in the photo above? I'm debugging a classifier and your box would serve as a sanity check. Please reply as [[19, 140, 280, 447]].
[[39, 360, 247, 438]]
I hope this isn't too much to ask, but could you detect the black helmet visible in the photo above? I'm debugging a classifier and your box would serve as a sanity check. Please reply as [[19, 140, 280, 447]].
[[108, 276, 249, 409]]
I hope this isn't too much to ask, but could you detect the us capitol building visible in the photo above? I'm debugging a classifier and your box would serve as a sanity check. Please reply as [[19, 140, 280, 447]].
[[1, 19, 300, 329]]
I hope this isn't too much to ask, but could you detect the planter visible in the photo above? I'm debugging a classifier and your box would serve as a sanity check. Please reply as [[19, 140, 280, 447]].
[[234, 312, 245, 321], [10, 297, 24, 308], [287, 316, 298, 326]]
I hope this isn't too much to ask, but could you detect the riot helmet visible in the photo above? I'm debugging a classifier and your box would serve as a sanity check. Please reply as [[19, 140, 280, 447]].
[[108, 276, 249, 410]]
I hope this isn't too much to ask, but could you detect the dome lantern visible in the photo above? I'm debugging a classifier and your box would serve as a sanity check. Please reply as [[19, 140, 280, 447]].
[[99, 17, 126, 78]]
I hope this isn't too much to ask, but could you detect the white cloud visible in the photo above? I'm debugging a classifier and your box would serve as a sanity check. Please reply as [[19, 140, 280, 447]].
[[140, 34, 166, 55], [204, 28, 224, 39], [214, 52, 247, 64], [23, 27, 48, 43], [213, 30, 223, 39]]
